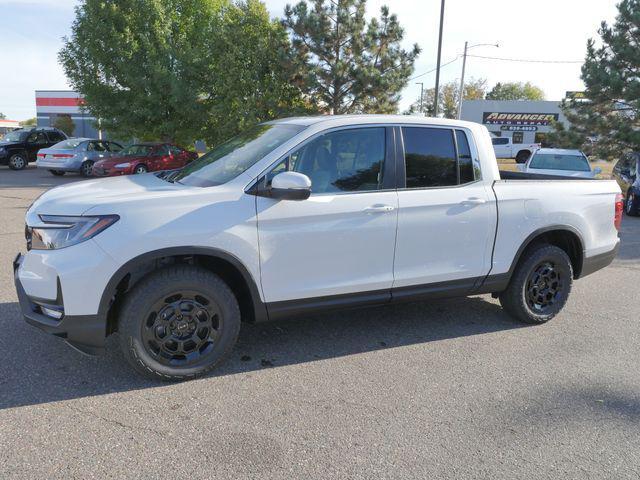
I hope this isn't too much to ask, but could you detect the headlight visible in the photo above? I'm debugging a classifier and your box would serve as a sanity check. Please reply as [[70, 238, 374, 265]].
[[0, 147, 5, 154], [27, 215, 119, 250], [115, 162, 131, 168]]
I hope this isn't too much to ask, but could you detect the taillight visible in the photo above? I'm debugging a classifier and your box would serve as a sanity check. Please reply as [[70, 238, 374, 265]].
[[614, 193, 624, 231], [37, 153, 45, 158], [52, 154, 73, 158]]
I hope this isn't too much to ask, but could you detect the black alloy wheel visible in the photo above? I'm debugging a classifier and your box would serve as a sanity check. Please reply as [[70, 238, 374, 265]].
[[499, 243, 573, 324], [118, 265, 241, 380], [525, 261, 563, 314], [141, 291, 220, 367]]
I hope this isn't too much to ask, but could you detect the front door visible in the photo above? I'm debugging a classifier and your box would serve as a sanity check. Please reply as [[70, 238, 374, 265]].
[[393, 127, 496, 295], [256, 126, 398, 304]]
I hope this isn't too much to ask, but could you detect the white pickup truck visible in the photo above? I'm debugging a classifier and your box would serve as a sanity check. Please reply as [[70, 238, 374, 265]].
[[14, 115, 622, 380], [491, 135, 540, 163]]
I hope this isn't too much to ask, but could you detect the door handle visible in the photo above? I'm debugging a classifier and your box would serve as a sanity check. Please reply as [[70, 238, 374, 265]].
[[364, 204, 395, 213], [460, 197, 486, 206]]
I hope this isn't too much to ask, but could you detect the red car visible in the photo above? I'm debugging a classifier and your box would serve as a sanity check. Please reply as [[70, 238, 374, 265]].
[[92, 142, 197, 176]]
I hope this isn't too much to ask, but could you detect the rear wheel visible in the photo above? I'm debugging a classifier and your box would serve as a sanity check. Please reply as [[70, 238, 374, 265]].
[[80, 160, 94, 177], [134, 164, 148, 174], [626, 192, 638, 216], [118, 266, 241, 380], [499, 244, 573, 324], [8, 153, 27, 170], [515, 150, 531, 164], [49, 170, 65, 176]]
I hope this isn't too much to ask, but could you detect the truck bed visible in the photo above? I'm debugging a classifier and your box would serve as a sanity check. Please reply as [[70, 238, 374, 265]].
[[499, 170, 596, 181]]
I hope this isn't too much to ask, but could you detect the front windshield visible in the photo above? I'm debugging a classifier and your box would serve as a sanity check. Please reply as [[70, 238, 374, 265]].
[[174, 124, 306, 187], [1, 130, 27, 142], [52, 139, 83, 149], [529, 153, 590, 172], [121, 145, 154, 156]]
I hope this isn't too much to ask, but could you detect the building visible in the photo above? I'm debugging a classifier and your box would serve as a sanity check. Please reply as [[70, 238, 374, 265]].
[[460, 100, 569, 146], [35, 90, 102, 138], [0, 119, 21, 136]]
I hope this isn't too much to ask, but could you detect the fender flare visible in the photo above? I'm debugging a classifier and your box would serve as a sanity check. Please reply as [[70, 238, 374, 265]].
[[478, 225, 585, 293], [97, 246, 268, 328]]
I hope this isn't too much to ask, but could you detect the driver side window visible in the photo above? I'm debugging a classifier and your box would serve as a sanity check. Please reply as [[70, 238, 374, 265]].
[[268, 128, 386, 194]]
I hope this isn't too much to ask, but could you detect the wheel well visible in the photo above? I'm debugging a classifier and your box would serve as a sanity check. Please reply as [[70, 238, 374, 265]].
[[521, 229, 584, 279], [105, 253, 260, 336]]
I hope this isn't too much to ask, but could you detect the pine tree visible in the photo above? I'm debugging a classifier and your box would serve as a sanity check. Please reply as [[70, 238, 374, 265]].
[[283, 0, 420, 114], [549, 0, 640, 159]]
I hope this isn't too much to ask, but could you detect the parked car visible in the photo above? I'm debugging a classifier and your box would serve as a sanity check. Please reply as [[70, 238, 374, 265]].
[[91, 142, 197, 176], [14, 115, 621, 380], [518, 148, 602, 178], [612, 152, 639, 216], [36, 138, 124, 177], [0, 127, 67, 170], [491, 135, 540, 163]]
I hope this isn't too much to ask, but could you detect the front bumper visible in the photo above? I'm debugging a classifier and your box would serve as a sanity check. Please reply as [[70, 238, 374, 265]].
[[92, 165, 132, 177], [13, 253, 106, 355]]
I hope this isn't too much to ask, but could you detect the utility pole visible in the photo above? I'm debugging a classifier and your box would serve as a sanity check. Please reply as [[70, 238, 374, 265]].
[[416, 82, 424, 114], [457, 42, 499, 120], [457, 42, 468, 120], [433, 0, 445, 117]]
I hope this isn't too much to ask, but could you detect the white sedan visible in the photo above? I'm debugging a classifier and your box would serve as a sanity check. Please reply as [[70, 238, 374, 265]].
[[519, 148, 602, 178]]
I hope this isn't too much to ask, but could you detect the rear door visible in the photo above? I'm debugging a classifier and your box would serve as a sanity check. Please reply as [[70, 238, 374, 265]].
[[393, 126, 496, 296], [256, 126, 398, 304], [492, 137, 510, 158]]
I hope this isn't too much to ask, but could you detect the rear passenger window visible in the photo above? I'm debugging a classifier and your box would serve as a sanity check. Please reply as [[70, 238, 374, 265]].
[[402, 127, 457, 188], [455, 129, 476, 184]]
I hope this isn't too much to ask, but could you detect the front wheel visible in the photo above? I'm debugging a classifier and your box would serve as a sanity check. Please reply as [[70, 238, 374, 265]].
[[134, 164, 148, 174], [499, 244, 573, 324], [49, 170, 65, 176], [118, 266, 241, 380]]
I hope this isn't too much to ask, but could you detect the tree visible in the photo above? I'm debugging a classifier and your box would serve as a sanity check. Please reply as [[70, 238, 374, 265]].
[[405, 78, 487, 118], [0, 112, 6, 119], [60, 0, 307, 147], [486, 81, 545, 101], [20, 118, 37, 127], [53, 115, 76, 136], [283, 0, 420, 114], [549, 0, 640, 159]]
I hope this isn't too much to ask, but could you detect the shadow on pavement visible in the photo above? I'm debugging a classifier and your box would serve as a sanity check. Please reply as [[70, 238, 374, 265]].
[[0, 166, 87, 189], [0, 296, 525, 410]]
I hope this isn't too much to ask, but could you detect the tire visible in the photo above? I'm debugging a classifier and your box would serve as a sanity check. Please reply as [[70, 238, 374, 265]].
[[134, 164, 148, 174], [625, 191, 639, 216], [515, 150, 530, 164], [8, 153, 27, 170], [118, 265, 241, 380], [80, 161, 94, 177], [499, 244, 573, 324], [49, 170, 65, 176]]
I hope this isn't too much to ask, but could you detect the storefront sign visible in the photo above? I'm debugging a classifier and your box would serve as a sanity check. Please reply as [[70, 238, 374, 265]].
[[483, 112, 559, 126]]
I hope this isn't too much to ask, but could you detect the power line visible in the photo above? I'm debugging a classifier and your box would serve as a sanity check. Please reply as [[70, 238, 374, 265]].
[[466, 54, 583, 64], [411, 56, 459, 80]]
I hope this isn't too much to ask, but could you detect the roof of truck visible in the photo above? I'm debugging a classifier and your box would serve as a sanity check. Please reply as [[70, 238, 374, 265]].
[[269, 114, 481, 129]]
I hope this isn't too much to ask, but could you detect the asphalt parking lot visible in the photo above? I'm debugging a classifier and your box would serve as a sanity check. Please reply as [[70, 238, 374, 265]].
[[1, 166, 639, 479]]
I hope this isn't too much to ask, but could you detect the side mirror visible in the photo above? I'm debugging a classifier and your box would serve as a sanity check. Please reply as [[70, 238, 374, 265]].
[[270, 171, 311, 200], [593, 166, 602, 175]]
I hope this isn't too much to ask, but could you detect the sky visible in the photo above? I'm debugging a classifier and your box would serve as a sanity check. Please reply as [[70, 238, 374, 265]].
[[0, 0, 620, 121]]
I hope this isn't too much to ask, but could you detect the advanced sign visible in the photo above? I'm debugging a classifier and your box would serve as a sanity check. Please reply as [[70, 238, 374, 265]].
[[483, 112, 559, 126]]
